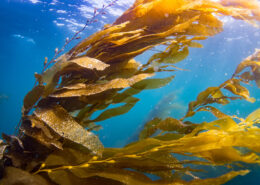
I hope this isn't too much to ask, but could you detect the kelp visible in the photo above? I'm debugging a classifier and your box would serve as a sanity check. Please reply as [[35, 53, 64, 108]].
[[1, 0, 260, 184], [139, 117, 196, 140], [181, 49, 260, 120], [33, 109, 259, 185], [21, 116, 63, 150], [50, 73, 153, 98], [69, 0, 260, 64], [34, 105, 104, 156], [29, 109, 260, 184], [233, 48, 260, 87]]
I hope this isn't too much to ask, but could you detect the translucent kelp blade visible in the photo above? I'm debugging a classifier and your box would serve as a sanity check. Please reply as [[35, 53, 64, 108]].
[[132, 76, 175, 90], [90, 98, 139, 123], [109, 75, 174, 111], [146, 37, 205, 68], [139, 117, 195, 140], [182, 49, 260, 120], [67, 0, 260, 63], [157, 117, 190, 132], [182, 87, 225, 119], [223, 79, 255, 102], [245, 108, 260, 125], [197, 106, 229, 119], [34, 105, 104, 156], [50, 73, 153, 98], [233, 48, 260, 87], [122, 113, 260, 165], [69, 21, 131, 57], [84, 101, 138, 124], [139, 118, 162, 140]]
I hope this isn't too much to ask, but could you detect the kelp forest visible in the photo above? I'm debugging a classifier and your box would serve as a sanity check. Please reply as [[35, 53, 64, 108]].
[[1, 0, 260, 184]]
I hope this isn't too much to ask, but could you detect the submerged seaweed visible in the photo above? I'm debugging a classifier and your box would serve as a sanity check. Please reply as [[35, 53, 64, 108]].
[[1, 0, 260, 184]]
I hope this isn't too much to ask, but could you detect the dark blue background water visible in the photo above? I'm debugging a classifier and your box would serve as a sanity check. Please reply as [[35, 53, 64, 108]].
[[1, 0, 260, 184]]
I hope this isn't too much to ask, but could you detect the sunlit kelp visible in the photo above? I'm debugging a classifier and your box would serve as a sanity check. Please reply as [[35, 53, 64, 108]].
[[180, 49, 260, 121], [0, 0, 260, 184]]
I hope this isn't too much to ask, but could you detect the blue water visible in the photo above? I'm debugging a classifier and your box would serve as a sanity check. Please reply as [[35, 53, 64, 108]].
[[1, 0, 260, 184]]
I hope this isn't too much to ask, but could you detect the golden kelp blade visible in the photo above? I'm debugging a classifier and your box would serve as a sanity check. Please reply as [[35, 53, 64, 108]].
[[50, 73, 153, 98], [21, 116, 63, 150], [245, 108, 260, 125], [34, 105, 104, 156], [41, 56, 109, 96], [181, 49, 260, 120], [233, 48, 260, 87], [119, 112, 260, 166]]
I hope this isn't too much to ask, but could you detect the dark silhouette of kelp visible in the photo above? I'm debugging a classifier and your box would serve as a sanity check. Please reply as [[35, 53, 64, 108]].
[[1, 0, 260, 184]]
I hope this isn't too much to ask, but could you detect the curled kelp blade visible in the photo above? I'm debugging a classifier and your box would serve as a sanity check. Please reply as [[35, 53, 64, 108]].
[[21, 116, 63, 150], [34, 105, 104, 156], [223, 79, 255, 102], [41, 56, 109, 96]]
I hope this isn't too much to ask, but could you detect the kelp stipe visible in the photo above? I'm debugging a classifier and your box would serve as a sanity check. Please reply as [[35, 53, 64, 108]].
[[0, 0, 260, 184]]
